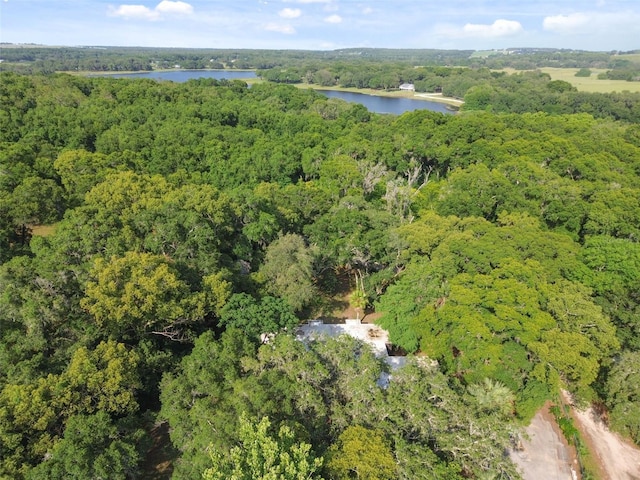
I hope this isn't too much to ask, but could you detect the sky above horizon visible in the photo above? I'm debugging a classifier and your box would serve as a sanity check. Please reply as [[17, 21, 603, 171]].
[[1, 0, 639, 52]]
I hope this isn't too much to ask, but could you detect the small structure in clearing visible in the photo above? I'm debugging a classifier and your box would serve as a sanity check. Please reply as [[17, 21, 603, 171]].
[[399, 83, 415, 91]]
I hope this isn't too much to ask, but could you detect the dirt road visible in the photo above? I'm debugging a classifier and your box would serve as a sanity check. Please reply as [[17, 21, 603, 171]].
[[571, 406, 640, 480], [513, 391, 640, 480], [510, 406, 578, 480]]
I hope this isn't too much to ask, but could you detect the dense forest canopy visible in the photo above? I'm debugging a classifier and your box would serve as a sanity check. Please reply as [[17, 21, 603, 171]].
[[1, 63, 640, 478]]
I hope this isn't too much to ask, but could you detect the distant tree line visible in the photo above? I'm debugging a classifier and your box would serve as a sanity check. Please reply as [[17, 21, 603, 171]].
[[1, 44, 638, 74], [259, 64, 498, 97], [598, 68, 640, 81], [461, 71, 640, 122], [259, 63, 640, 122]]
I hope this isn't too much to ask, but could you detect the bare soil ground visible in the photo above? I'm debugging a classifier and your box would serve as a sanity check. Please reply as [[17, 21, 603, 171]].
[[327, 291, 382, 324], [510, 403, 579, 480], [569, 404, 640, 480], [141, 422, 177, 480], [314, 271, 381, 324], [513, 395, 640, 480]]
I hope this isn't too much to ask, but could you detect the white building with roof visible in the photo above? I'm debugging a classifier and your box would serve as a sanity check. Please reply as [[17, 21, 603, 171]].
[[295, 318, 407, 371]]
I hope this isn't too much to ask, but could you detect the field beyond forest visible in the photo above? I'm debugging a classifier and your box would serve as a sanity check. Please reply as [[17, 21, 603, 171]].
[[502, 67, 640, 93]]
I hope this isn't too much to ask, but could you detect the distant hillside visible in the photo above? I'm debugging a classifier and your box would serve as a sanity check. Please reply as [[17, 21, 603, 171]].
[[0, 44, 632, 73]]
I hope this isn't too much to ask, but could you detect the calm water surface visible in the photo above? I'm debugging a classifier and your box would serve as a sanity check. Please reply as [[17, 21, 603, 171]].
[[318, 89, 452, 115], [102, 70, 453, 114]]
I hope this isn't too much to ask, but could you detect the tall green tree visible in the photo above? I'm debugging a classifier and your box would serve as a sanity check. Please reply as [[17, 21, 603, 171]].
[[26, 412, 144, 480], [9, 176, 63, 227], [82, 251, 230, 341], [384, 359, 518, 479], [53, 149, 123, 206], [606, 351, 640, 444], [326, 426, 396, 480], [0, 341, 140, 478], [203, 413, 323, 480], [159, 330, 257, 479], [576, 235, 640, 349], [260, 233, 318, 312], [219, 293, 299, 342]]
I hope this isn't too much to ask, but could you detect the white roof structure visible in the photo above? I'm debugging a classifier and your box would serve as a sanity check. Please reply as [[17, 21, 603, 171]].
[[295, 319, 407, 370]]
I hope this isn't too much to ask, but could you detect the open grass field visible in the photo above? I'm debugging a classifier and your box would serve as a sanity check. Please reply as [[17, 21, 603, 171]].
[[540, 67, 640, 93], [617, 53, 640, 65], [501, 67, 640, 93]]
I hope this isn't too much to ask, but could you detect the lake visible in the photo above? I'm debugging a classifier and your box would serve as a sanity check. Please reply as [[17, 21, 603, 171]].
[[103, 70, 453, 114], [318, 90, 452, 115]]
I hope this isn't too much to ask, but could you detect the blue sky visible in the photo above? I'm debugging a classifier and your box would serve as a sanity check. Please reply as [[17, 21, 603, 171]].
[[1, 0, 639, 51]]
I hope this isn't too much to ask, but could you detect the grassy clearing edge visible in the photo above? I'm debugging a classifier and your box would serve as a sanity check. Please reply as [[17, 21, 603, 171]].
[[500, 67, 640, 93]]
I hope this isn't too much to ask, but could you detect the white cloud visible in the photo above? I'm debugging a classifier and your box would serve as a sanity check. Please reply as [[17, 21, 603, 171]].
[[462, 19, 523, 38], [362, 7, 373, 15], [265, 23, 296, 34], [110, 1, 193, 21], [109, 4, 159, 20], [324, 14, 342, 24], [283, 0, 331, 3], [433, 18, 523, 42], [543, 13, 590, 33], [156, 1, 193, 15], [279, 8, 302, 19]]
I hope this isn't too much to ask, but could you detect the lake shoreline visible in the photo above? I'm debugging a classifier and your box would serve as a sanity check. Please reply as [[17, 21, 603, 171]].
[[288, 82, 464, 107], [70, 69, 463, 108]]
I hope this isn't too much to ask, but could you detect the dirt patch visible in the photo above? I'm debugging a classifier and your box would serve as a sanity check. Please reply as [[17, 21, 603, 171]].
[[314, 270, 381, 323], [327, 295, 381, 323], [363, 310, 383, 323], [510, 403, 579, 480], [140, 421, 178, 479]]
